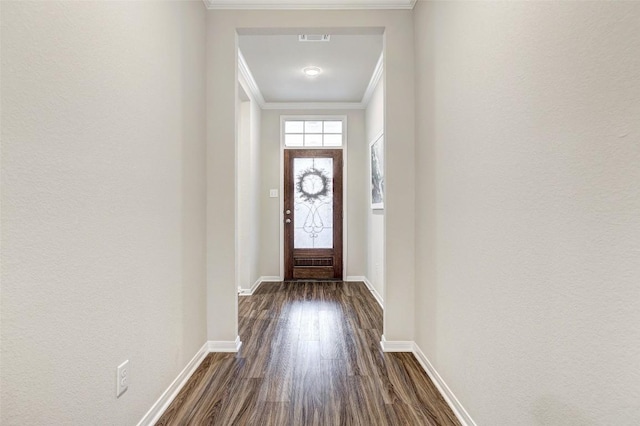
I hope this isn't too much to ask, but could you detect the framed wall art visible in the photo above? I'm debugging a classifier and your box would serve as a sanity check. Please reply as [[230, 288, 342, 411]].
[[369, 132, 384, 210]]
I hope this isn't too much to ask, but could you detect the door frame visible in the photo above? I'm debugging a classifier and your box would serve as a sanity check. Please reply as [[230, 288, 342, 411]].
[[279, 115, 348, 281], [284, 149, 343, 280]]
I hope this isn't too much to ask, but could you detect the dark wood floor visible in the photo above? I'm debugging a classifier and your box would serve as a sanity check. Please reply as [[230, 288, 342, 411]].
[[157, 281, 460, 425]]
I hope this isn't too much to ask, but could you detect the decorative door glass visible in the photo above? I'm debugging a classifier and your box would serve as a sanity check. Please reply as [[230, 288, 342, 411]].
[[293, 157, 333, 249]]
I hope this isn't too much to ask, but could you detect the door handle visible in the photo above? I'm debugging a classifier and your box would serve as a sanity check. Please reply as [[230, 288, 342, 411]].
[[285, 209, 291, 215], [285, 218, 291, 224]]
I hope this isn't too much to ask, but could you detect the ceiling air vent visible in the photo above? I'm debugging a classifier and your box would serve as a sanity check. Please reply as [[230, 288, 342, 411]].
[[298, 34, 330, 42]]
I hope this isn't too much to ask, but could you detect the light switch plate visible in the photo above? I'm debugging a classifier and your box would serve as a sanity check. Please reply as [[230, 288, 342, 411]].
[[269, 189, 278, 198]]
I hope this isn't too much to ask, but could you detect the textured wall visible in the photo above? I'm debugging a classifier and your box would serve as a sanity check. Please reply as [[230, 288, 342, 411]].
[[365, 77, 385, 301], [1, 1, 207, 424], [206, 10, 238, 341], [414, 1, 640, 424]]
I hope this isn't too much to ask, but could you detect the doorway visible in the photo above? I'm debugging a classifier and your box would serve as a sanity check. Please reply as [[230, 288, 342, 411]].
[[283, 149, 343, 280]]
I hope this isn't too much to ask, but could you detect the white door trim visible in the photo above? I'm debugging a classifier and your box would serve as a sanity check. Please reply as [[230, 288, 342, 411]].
[[279, 115, 348, 280]]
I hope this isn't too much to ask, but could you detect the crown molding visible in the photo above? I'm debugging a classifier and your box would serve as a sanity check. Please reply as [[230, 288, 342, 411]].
[[238, 50, 266, 107], [361, 52, 383, 107], [204, 0, 416, 10], [263, 102, 364, 110]]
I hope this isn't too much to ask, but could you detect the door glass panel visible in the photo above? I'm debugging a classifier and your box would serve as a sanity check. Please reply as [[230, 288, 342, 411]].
[[293, 157, 333, 249]]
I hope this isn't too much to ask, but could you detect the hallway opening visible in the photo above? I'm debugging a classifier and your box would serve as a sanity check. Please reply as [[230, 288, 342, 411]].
[[233, 27, 387, 339]]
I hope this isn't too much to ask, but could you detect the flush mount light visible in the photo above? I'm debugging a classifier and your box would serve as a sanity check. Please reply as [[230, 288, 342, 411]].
[[303, 66, 322, 78]]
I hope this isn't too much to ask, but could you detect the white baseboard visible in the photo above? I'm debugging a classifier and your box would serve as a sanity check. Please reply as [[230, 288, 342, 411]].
[[239, 276, 282, 296], [412, 343, 476, 426], [137, 336, 243, 424], [345, 275, 383, 308], [137, 342, 209, 426], [239, 277, 262, 296], [208, 336, 242, 352], [380, 335, 413, 352], [378, 337, 475, 425]]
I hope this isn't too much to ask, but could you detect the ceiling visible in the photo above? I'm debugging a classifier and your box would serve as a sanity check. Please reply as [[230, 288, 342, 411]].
[[204, 0, 416, 9], [239, 34, 383, 104]]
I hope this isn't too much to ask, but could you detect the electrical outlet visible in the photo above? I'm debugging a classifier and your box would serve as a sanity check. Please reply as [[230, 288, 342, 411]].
[[116, 360, 129, 398], [269, 189, 278, 198]]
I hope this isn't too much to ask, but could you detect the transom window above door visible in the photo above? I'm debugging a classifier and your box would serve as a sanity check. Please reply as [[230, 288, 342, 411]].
[[283, 118, 344, 148]]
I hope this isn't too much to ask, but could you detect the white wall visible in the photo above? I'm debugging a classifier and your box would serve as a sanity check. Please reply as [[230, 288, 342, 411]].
[[1, 1, 207, 424], [414, 2, 640, 425], [247, 93, 262, 289], [258, 109, 367, 279], [365, 77, 385, 302], [237, 77, 262, 291], [237, 95, 252, 290], [206, 9, 415, 343], [257, 109, 283, 277], [206, 10, 238, 342]]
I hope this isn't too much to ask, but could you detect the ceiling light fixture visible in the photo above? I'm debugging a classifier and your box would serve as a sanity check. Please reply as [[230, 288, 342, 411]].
[[303, 66, 322, 78]]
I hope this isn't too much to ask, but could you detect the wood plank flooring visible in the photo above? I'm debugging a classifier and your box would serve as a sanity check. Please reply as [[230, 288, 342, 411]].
[[156, 281, 460, 426]]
